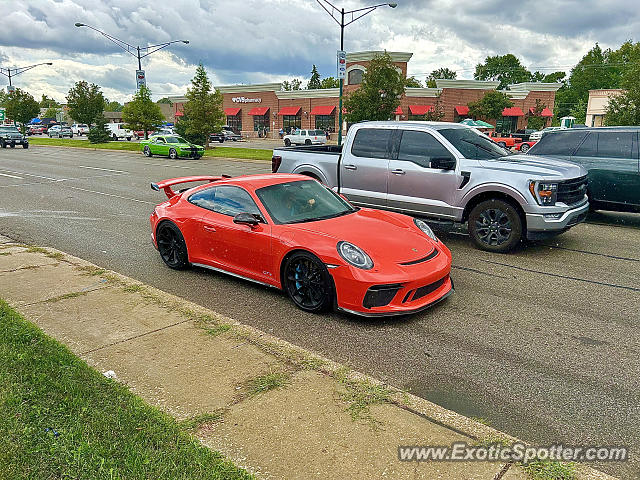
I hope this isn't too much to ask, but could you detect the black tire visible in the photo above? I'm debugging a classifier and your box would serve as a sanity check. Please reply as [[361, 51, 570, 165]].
[[143, 146, 152, 157], [0, 140, 5, 148], [284, 138, 291, 147], [282, 251, 334, 313], [468, 199, 523, 253], [23, 144, 28, 149], [9, 143, 15, 148], [218, 138, 224, 143], [156, 222, 189, 269], [169, 148, 178, 159], [520, 143, 530, 153], [194, 154, 202, 160], [305, 139, 311, 145], [112, 134, 118, 141], [127, 137, 132, 141], [498, 141, 507, 149], [70, 133, 73, 138]]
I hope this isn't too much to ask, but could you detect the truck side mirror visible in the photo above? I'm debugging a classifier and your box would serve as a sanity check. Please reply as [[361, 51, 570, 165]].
[[430, 157, 456, 170]]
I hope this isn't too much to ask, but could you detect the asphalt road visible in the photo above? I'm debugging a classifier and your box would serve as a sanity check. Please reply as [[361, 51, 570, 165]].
[[1, 146, 639, 478]]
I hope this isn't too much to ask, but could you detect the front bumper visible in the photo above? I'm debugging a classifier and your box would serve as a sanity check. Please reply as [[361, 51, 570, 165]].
[[525, 200, 589, 239], [178, 148, 204, 158], [3, 138, 27, 145]]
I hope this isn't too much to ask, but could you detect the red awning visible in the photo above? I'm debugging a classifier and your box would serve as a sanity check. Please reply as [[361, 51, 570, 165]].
[[541, 107, 553, 117], [394, 106, 403, 115], [224, 107, 241, 116], [248, 106, 269, 116], [174, 111, 184, 117], [277, 106, 301, 116], [310, 105, 336, 115], [409, 105, 434, 115], [502, 107, 525, 117], [455, 105, 469, 116]]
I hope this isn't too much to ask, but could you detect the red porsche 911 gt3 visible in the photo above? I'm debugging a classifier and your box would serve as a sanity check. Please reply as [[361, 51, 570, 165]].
[[150, 174, 453, 316]]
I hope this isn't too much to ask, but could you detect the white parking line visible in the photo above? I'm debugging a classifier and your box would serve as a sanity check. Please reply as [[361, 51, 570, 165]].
[[0, 173, 23, 179], [66, 185, 154, 204], [77, 165, 128, 173]]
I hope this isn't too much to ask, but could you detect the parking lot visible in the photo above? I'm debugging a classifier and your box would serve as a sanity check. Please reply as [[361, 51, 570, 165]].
[[1, 146, 638, 478]]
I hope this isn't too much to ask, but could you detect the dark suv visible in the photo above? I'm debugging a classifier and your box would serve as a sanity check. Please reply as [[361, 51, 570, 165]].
[[527, 127, 640, 213], [0, 126, 29, 148]]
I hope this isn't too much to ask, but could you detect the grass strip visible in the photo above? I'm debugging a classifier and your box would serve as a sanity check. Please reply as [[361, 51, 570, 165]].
[[28, 137, 272, 161], [0, 299, 252, 480]]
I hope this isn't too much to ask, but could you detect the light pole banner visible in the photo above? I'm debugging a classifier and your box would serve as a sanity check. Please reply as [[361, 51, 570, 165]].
[[136, 70, 146, 88], [337, 51, 346, 79]]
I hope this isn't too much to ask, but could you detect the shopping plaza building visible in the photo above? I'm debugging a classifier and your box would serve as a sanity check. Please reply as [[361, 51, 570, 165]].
[[168, 51, 561, 137]]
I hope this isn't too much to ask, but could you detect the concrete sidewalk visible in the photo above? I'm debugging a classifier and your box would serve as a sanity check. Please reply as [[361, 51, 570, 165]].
[[0, 235, 615, 480]]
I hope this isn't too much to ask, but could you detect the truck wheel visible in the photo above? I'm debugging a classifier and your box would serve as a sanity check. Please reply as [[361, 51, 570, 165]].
[[112, 134, 118, 141], [468, 199, 522, 253], [284, 138, 291, 147], [520, 143, 530, 153], [305, 139, 311, 145], [9, 143, 15, 148], [23, 144, 29, 149]]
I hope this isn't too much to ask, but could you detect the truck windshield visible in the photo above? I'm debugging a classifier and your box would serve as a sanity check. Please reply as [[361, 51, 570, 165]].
[[439, 128, 509, 160], [256, 180, 356, 224]]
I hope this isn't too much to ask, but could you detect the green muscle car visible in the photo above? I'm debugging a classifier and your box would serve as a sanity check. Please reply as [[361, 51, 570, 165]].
[[140, 135, 205, 159]]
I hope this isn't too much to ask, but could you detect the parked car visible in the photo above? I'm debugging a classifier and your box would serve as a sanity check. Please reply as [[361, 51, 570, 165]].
[[487, 131, 522, 148], [210, 130, 243, 143], [283, 129, 327, 146], [140, 135, 204, 159], [71, 123, 89, 135], [28, 125, 45, 135], [106, 122, 133, 141], [150, 174, 453, 316], [526, 127, 640, 213], [273, 121, 590, 252], [48, 125, 73, 138], [511, 128, 537, 142], [529, 126, 562, 141], [514, 140, 537, 153], [0, 126, 29, 148], [134, 129, 156, 139]]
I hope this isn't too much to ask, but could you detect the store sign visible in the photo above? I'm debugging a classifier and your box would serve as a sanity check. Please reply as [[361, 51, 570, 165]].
[[6, 85, 15, 94], [232, 96, 262, 103], [337, 50, 346, 79], [136, 70, 146, 88], [0, 108, 5, 121]]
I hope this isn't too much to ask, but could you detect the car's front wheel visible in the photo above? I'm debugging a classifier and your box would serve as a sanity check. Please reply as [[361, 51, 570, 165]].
[[283, 251, 334, 313], [520, 143, 530, 153], [23, 144, 28, 149], [9, 143, 15, 148], [284, 138, 291, 147], [468, 199, 523, 253], [156, 222, 189, 269], [112, 134, 118, 141], [143, 146, 152, 157], [169, 148, 178, 159]]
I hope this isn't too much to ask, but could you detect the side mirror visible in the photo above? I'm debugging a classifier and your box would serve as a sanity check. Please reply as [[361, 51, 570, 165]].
[[430, 157, 456, 170], [233, 212, 259, 226]]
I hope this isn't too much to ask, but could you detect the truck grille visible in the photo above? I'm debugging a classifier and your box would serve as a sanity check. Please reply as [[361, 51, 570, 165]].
[[557, 176, 588, 206]]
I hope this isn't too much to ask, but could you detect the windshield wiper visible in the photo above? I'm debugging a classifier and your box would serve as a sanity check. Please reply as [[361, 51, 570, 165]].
[[288, 209, 355, 224]]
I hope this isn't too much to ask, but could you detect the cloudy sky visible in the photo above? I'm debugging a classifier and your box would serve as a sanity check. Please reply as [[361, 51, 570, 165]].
[[1, 0, 638, 103]]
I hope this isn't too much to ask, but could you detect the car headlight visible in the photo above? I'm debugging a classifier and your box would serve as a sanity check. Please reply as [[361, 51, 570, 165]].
[[337, 241, 373, 270], [414, 218, 438, 242], [529, 181, 558, 206]]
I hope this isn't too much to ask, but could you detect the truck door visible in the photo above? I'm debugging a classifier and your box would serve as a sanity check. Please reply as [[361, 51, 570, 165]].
[[339, 127, 393, 208], [387, 129, 461, 219]]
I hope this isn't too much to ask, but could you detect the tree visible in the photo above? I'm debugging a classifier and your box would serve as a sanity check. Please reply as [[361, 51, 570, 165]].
[[180, 63, 224, 148], [87, 113, 111, 144], [66, 81, 106, 125], [605, 63, 640, 126], [105, 100, 124, 112], [43, 106, 61, 119], [405, 76, 423, 88], [282, 79, 302, 91], [344, 52, 405, 123], [426, 67, 456, 87], [319, 77, 339, 89], [122, 85, 164, 140], [307, 65, 322, 89], [467, 90, 513, 121], [526, 99, 548, 130], [157, 97, 173, 105], [39, 94, 59, 108], [0, 90, 7, 108], [5, 88, 40, 134], [474, 54, 532, 89]]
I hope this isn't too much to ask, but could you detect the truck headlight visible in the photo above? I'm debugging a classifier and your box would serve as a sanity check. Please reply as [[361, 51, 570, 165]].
[[529, 181, 558, 206], [337, 241, 373, 270], [414, 218, 438, 241]]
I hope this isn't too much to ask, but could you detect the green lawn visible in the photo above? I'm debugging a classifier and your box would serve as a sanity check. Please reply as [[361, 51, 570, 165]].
[[28, 137, 272, 161], [0, 300, 252, 480]]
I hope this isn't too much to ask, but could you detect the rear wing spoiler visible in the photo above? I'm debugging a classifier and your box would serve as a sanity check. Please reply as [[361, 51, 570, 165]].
[[151, 175, 230, 199]]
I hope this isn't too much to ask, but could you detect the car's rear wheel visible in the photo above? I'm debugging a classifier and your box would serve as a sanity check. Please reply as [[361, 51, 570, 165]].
[[112, 134, 118, 141], [520, 143, 530, 153], [498, 141, 507, 148], [169, 148, 178, 159], [156, 222, 189, 269], [9, 143, 15, 148], [468, 199, 522, 253], [305, 139, 311, 145], [283, 251, 334, 313], [284, 138, 291, 147], [143, 146, 152, 157]]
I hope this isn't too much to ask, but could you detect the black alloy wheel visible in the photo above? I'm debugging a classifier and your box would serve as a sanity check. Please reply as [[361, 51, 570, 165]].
[[169, 148, 178, 159], [143, 146, 152, 157], [283, 251, 334, 313], [468, 199, 522, 252], [156, 222, 189, 269], [305, 139, 311, 145]]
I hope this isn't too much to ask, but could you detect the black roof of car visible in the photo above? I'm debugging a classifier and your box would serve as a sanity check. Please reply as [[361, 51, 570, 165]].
[[547, 126, 640, 133]]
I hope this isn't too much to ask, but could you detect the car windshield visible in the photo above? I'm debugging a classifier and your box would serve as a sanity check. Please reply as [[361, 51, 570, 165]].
[[256, 180, 357, 224], [165, 136, 188, 144], [438, 127, 509, 160], [1, 127, 20, 133]]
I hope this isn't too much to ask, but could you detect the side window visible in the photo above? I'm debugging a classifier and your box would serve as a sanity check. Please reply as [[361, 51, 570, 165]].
[[397, 130, 453, 168], [213, 186, 262, 217], [351, 128, 392, 159], [596, 132, 633, 159], [574, 133, 597, 157], [188, 187, 217, 211], [531, 131, 587, 156]]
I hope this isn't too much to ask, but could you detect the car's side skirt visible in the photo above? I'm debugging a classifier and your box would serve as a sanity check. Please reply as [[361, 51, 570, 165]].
[[191, 262, 279, 289]]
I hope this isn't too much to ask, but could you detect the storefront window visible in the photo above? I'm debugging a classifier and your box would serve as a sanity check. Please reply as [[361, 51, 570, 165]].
[[282, 115, 301, 133], [496, 116, 518, 134], [408, 114, 428, 121], [315, 115, 335, 131], [348, 69, 364, 85], [227, 114, 242, 133], [253, 113, 269, 132]]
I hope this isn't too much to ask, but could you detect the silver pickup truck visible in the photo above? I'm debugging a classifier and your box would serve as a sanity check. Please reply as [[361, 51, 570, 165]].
[[272, 121, 590, 252]]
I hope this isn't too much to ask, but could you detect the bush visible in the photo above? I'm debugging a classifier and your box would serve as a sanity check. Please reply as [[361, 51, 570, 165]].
[[87, 114, 111, 144]]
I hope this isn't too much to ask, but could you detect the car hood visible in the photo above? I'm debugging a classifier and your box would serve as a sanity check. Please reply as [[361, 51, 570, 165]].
[[478, 154, 587, 179], [287, 208, 438, 264]]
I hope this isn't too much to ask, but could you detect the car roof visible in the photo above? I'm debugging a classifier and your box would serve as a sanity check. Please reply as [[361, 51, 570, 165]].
[[546, 126, 640, 134], [188, 174, 311, 194], [352, 120, 470, 131]]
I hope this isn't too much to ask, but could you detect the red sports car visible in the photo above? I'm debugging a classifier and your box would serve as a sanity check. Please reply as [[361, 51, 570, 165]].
[[149, 174, 453, 316]]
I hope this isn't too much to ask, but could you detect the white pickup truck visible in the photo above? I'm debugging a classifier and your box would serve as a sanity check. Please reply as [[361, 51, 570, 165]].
[[283, 129, 327, 146], [272, 121, 590, 252], [106, 122, 133, 141]]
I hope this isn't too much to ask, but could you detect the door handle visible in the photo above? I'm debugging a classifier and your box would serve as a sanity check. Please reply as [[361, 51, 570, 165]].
[[203, 225, 217, 232], [391, 169, 405, 175], [344, 164, 357, 170]]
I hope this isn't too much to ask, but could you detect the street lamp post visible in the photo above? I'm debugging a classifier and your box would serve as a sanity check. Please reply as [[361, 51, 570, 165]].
[[74, 23, 189, 87], [316, 1, 397, 146], [0, 62, 53, 90]]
